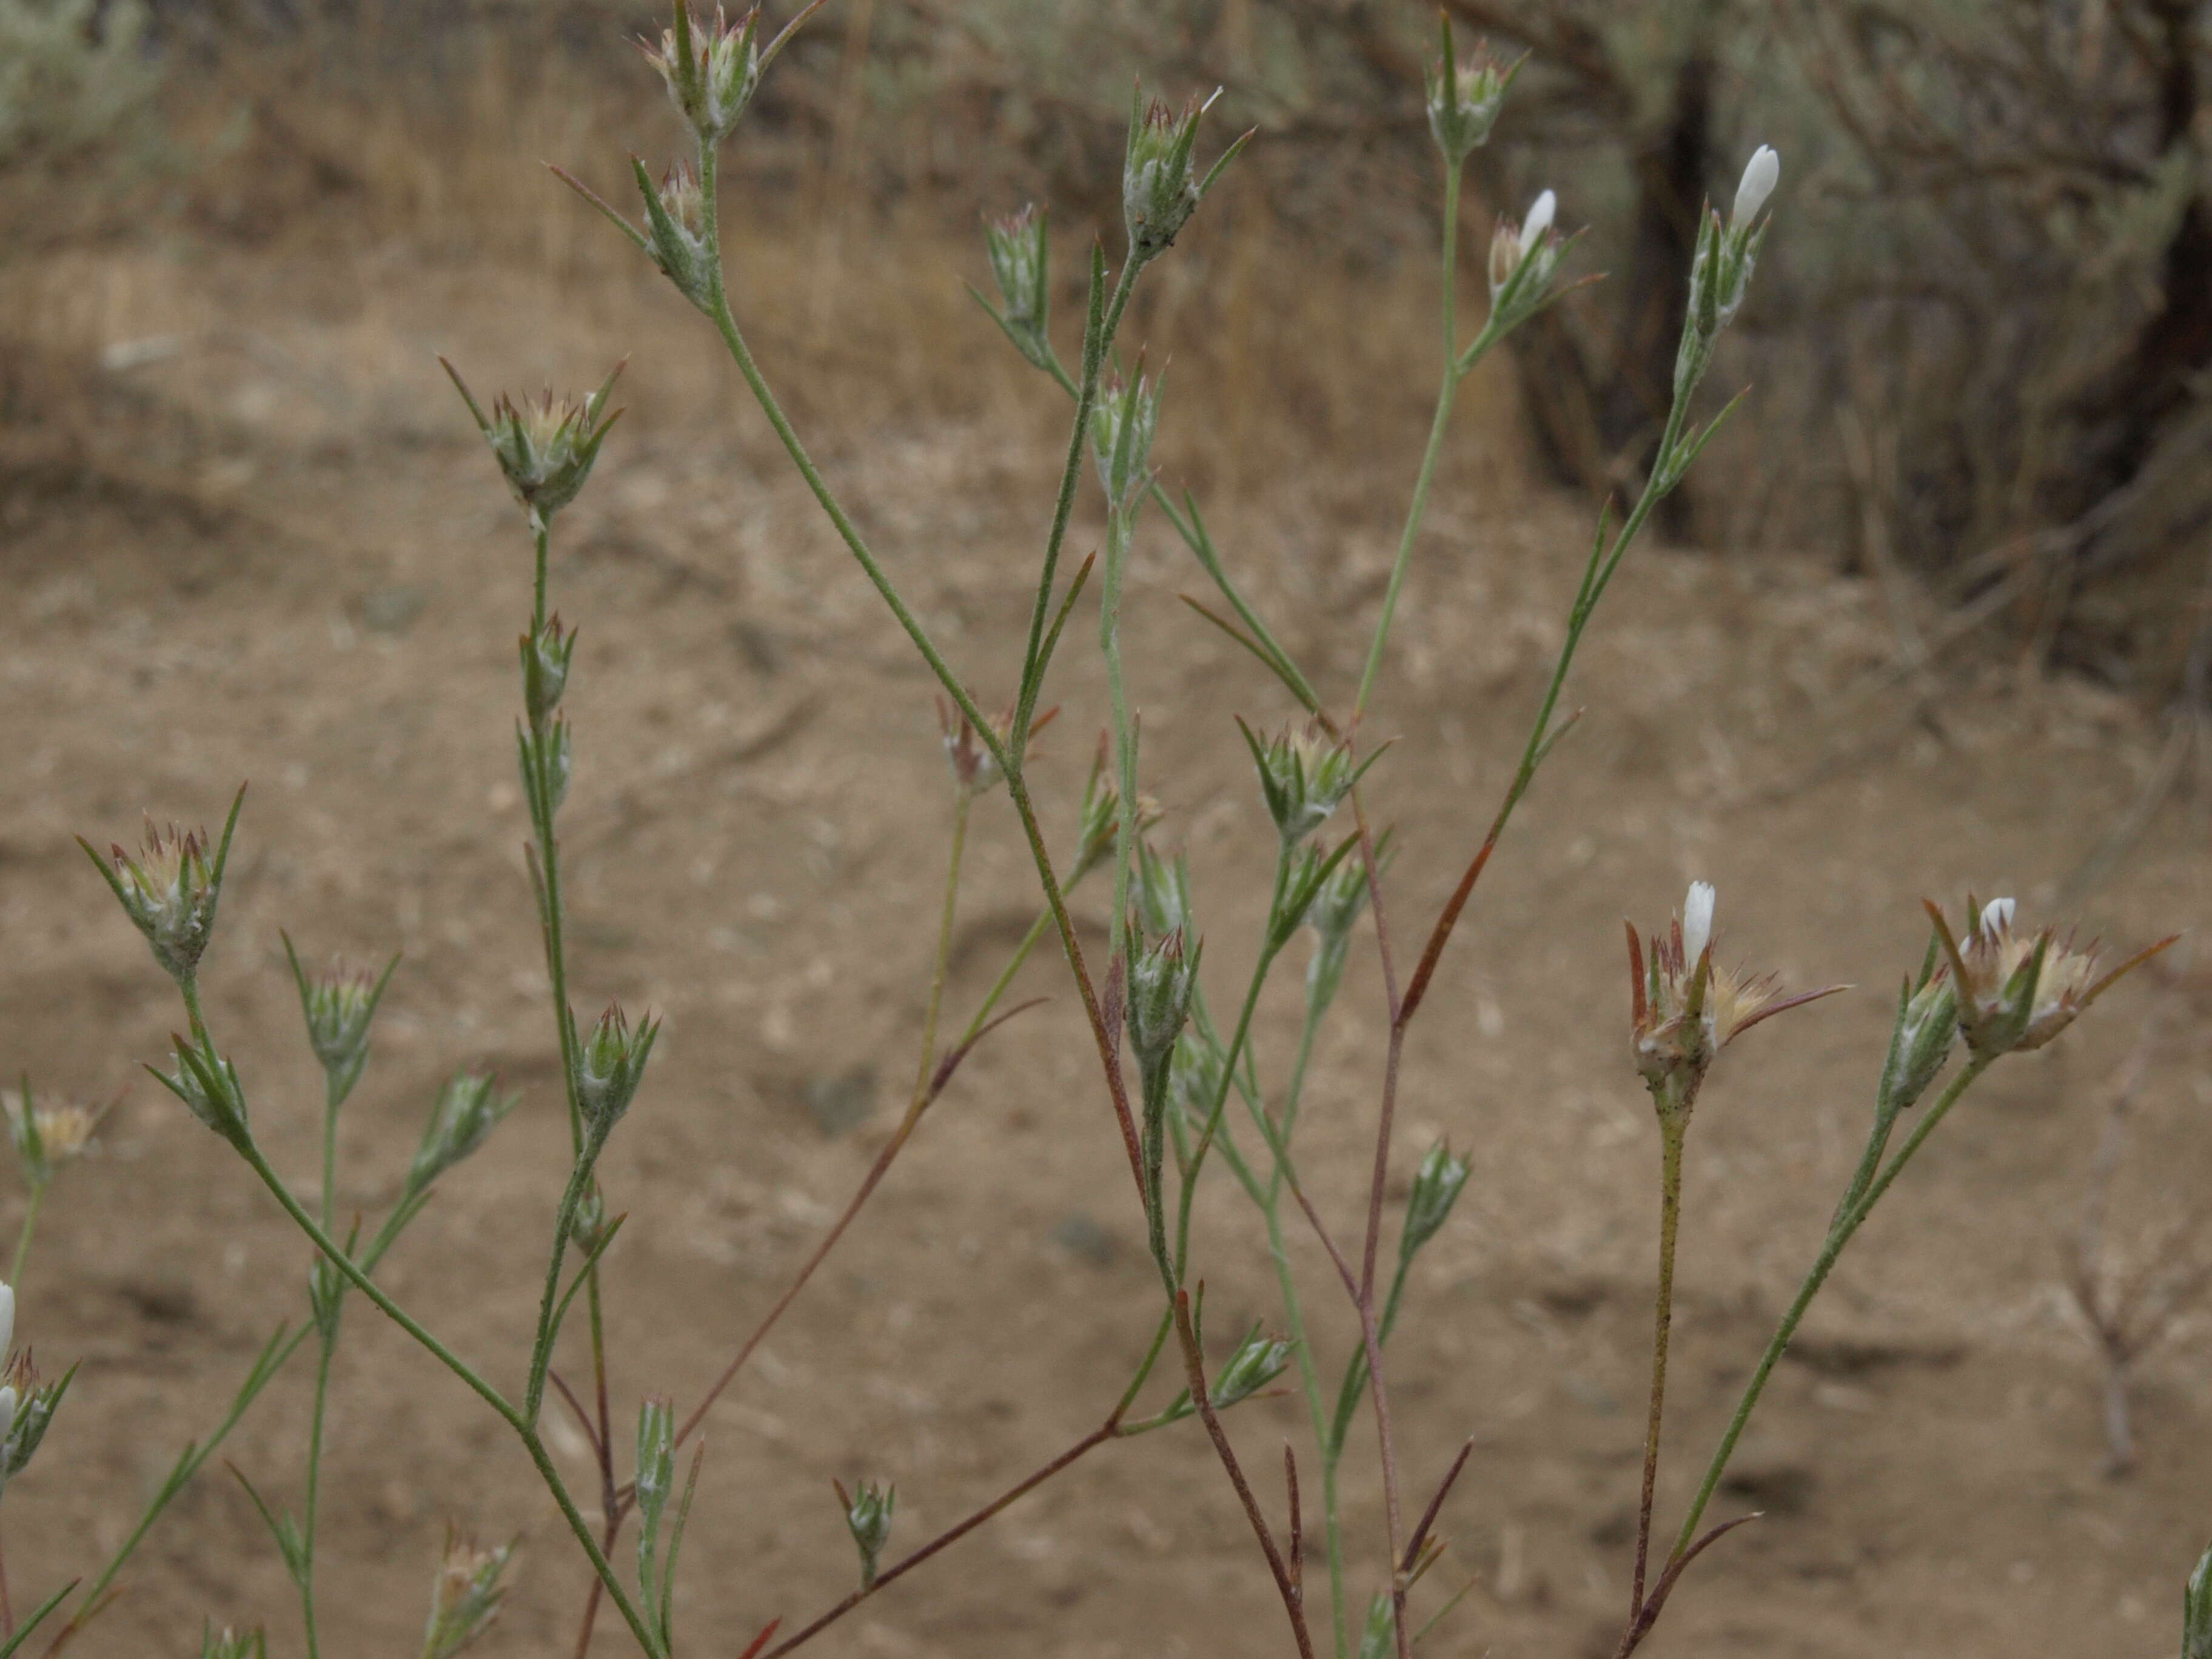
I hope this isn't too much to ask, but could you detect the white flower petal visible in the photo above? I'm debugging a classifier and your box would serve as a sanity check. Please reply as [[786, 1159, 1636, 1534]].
[[1682, 881, 1716, 967], [1979, 896, 2016, 939], [1522, 189, 1557, 246], [0, 1281, 15, 1362], [1732, 144, 1779, 229]]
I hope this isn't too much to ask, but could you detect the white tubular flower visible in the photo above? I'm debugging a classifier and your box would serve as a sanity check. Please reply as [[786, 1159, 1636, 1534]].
[[1521, 187, 1557, 246], [1681, 881, 1716, 968], [1979, 896, 2016, 939], [0, 1281, 15, 1361], [1731, 145, 1779, 230]]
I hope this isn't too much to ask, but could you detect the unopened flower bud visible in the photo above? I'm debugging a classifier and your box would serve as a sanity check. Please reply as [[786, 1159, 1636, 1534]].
[[410, 1070, 518, 1194], [837, 1478, 895, 1588], [422, 1525, 515, 1659], [1126, 929, 1199, 1074], [155, 1031, 252, 1150], [984, 205, 1052, 367], [577, 1004, 659, 1140], [1134, 843, 1196, 942], [201, 1626, 267, 1659], [1091, 365, 1163, 516], [1400, 1141, 1471, 1261], [443, 360, 624, 529], [634, 1395, 675, 1528], [936, 698, 1056, 796], [1210, 1327, 1290, 1410], [636, 157, 717, 308], [2185, 1541, 2212, 1659], [308, 1255, 346, 1342], [1731, 144, 1780, 232], [0, 1283, 13, 1363], [1877, 970, 1958, 1114], [521, 615, 577, 729], [0, 1352, 72, 1493], [1123, 86, 1236, 260], [570, 1184, 609, 1252], [1487, 189, 1564, 320], [81, 794, 244, 988], [1069, 737, 1162, 888], [1358, 1592, 1395, 1659], [1165, 1028, 1224, 1138], [1241, 720, 1366, 846], [1426, 16, 1516, 162]]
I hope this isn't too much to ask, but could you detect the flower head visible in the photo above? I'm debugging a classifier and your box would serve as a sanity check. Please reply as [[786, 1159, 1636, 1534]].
[[423, 1525, 517, 1659], [81, 794, 244, 987], [1487, 189, 1566, 323], [1731, 144, 1780, 231], [1070, 732, 1162, 886], [2, 1088, 107, 1190], [284, 939, 398, 1099], [1090, 362, 1164, 514], [576, 1003, 660, 1140], [1239, 719, 1372, 846], [1926, 896, 2174, 1058], [640, 4, 806, 144], [983, 204, 1053, 367], [1627, 882, 1843, 1113], [836, 1478, 896, 1588], [1122, 84, 1245, 260], [442, 359, 625, 528], [1425, 16, 1518, 162]]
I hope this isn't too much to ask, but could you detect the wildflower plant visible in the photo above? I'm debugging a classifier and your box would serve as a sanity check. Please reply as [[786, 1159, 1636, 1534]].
[[8, 3, 2200, 1657]]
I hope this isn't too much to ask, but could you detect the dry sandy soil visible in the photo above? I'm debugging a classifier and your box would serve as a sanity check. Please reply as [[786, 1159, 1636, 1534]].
[[2, 202, 2210, 1659]]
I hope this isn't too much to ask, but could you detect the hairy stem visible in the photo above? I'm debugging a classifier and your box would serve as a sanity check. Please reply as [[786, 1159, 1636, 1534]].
[[1630, 1113, 1688, 1620]]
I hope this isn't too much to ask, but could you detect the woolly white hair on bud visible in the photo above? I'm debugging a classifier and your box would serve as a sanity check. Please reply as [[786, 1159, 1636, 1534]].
[[1683, 881, 1716, 967], [1979, 896, 2016, 938], [1522, 189, 1557, 246], [1732, 145, 1779, 229]]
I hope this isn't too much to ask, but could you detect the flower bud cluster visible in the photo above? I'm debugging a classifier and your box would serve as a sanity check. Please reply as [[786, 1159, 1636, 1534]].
[[1925, 895, 2172, 1061], [1123, 88, 1228, 260], [642, 4, 766, 145], [1126, 929, 1199, 1076], [421, 1525, 516, 1659], [1426, 16, 1517, 163], [0, 1289, 72, 1500], [409, 1070, 518, 1195], [1090, 366, 1163, 517], [83, 799, 241, 988], [1673, 147, 1778, 403], [577, 1004, 660, 1141], [156, 1030, 252, 1151], [284, 939, 397, 1104], [984, 205, 1053, 370], [838, 1478, 896, 1587], [1876, 963, 1959, 1115], [443, 359, 625, 529], [1241, 720, 1366, 846], [1486, 188, 1564, 333]]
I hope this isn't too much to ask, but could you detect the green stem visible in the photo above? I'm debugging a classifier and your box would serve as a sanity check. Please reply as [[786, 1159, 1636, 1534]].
[[300, 1332, 335, 1659], [911, 794, 971, 1105], [8, 1187, 42, 1289], [1666, 1056, 1994, 1564], [231, 1136, 667, 1658], [1629, 1113, 1687, 1620], [1353, 156, 1463, 725], [1017, 255, 1141, 743], [1101, 509, 1141, 984], [526, 1137, 606, 1427], [956, 909, 1051, 1050]]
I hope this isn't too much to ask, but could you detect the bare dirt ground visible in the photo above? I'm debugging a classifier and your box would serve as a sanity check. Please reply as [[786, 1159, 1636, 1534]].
[[2, 216, 2210, 1659]]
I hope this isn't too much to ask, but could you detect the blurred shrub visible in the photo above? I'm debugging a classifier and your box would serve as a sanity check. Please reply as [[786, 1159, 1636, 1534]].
[[0, 0, 158, 168]]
